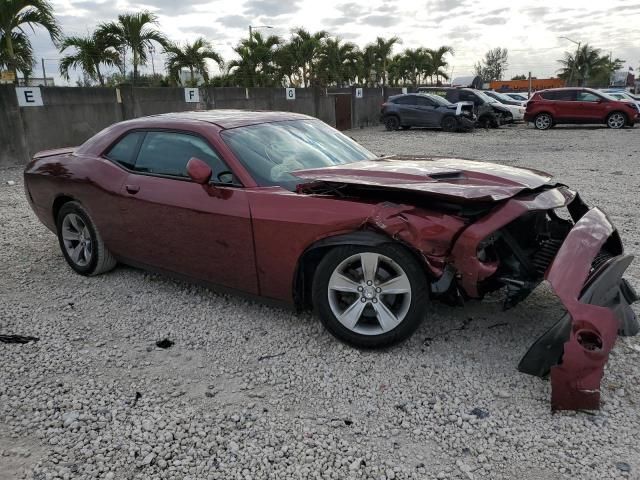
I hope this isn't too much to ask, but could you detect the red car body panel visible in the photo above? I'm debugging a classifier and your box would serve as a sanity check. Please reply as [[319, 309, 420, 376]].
[[23, 110, 638, 410]]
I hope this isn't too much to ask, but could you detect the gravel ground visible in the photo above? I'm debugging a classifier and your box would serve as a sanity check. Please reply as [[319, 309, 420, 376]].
[[1, 123, 639, 480]]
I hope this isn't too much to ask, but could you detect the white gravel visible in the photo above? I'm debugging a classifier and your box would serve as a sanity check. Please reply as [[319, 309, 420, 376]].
[[1, 123, 639, 480]]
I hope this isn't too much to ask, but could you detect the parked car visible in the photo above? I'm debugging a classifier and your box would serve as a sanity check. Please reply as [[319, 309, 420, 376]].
[[484, 90, 527, 107], [503, 92, 530, 102], [417, 87, 513, 128], [482, 91, 527, 121], [525, 88, 639, 129], [380, 93, 475, 131], [600, 91, 640, 113], [24, 110, 638, 410]]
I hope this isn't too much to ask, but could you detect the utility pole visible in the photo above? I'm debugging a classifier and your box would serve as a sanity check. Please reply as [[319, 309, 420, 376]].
[[149, 45, 156, 76], [528, 71, 532, 97], [41, 58, 47, 86]]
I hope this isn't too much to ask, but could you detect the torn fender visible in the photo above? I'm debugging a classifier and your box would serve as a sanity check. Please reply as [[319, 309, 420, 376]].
[[519, 208, 639, 410]]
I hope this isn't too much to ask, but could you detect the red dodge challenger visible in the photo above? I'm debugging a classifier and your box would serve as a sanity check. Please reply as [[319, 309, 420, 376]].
[[24, 110, 638, 410]]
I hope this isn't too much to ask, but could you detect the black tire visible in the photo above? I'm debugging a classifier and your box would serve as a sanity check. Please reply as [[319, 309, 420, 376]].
[[606, 111, 627, 129], [478, 115, 492, 129], [312, 244, 429, 348], [56, 201, 117, 276], [441, 115, 458, 132], [384, 115, 400, 131], [534, 113, 553, 130]]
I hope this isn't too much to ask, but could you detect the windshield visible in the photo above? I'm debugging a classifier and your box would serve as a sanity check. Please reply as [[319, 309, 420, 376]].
[[221, 119, 378, 189], [493, 92, 517, 103], [427, 94, 452, 106], [476, 90, 498, 103]]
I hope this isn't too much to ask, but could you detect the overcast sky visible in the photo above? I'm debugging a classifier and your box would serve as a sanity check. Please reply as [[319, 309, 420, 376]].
[[28, 0, 640, 85]]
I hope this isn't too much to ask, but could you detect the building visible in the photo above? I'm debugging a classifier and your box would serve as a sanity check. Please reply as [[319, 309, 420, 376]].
[[490, 78, 564, 92]]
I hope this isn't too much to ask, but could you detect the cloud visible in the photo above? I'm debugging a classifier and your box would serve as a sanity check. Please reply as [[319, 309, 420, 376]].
[[358, 14, 400, 27], [477, 16, 507, 25], [243, 0, 301, 17], [429, 0, 468, 12], [522, 6, 550, 18], [130, 0, 213, 15], [216, 14, 252, 29], [321, 17, 354, 27], [446, 25, 478, 41]]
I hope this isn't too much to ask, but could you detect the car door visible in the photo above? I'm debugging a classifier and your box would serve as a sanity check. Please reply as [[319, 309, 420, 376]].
[[116, 130, 258, 294], [394, 95, 420, 125], [545, 89, 578, 121], [575, 90, 608, 123], [413, 96, 442, 127]]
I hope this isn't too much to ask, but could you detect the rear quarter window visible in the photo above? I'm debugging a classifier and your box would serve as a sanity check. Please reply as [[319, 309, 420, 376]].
[[541, 90, 575, 101], [105, 132, 145, 168]]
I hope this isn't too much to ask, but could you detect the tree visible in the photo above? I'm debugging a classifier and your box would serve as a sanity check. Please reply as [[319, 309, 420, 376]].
[[317, 38, 359, 87], [289, 29, 328, 87], [59, 31, 121, 86], [511, 74, 527, 80], [0, 0, 61, 82], [0, 30, 33, 77], [558, 44, 624, 87], [474, 47, 508, 81], [427, 45, 454, 84], [98, 11, 167, 86], [370, 36, 399, 86], [227, 32, 281, 87], [164, 37, 223, 86]]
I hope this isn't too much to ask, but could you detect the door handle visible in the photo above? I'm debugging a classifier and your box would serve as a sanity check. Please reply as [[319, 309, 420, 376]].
[[125, 184, 140, 194]]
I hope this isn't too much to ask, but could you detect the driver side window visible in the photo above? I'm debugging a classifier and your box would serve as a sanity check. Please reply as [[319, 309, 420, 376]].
[[576, 92, 601, 102], [133, 131, 230, 182]]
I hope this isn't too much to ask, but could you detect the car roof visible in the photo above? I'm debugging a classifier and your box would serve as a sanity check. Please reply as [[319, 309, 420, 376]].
[[146, 109, 314, 129]]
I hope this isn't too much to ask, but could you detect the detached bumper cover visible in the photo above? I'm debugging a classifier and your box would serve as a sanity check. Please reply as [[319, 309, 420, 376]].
[[518, 208, 639, 410]]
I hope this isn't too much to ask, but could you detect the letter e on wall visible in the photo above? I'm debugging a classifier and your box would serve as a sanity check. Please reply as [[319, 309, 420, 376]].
[[16, 87, 44, 107]]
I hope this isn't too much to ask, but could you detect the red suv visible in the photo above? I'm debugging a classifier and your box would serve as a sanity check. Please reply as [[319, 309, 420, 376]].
[[525, 87, 638, 130]]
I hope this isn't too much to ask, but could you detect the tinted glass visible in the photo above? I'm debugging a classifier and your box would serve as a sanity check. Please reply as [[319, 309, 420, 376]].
[[392, 96, 416, 105], [541, 90, 575, 101], [134, 132, 227, 178], [414, 96, 435, 106], [106, 131, 144, 168], [221, 119, 377, 189], [427, 94, 452, 106], [576, 91, 601, 102]]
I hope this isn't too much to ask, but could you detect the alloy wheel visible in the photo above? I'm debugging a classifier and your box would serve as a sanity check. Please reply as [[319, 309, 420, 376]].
[[535, 114, 552, 130], [61, 213, 92, 267], [607, 113, 626, 129], [327, 252, 412, 335]]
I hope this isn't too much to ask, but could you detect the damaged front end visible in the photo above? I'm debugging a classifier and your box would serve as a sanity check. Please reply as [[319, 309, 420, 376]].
[[449, 187, 639, 410]]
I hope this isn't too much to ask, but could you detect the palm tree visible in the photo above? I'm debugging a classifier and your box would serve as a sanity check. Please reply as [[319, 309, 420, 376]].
[[427, 46, 454, 85], [164, 37, 223, 85], [228, 32, 280, 87], [289, 29, 328, 87], [59, 31, 121, 86], [274, 42, 299, 86], [358, 44, 378, 86], [0, 0, 60, 83], [0, 30, 33, 78], [557, 44, 622, 87], [98, 11, 167, 86], [318, 38, 359, 87], [371, 36, 399, 86]]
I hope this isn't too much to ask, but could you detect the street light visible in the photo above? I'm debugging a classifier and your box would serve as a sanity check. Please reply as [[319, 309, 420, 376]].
[[249, 25, 273, 41], [559, 36, 581, 87]]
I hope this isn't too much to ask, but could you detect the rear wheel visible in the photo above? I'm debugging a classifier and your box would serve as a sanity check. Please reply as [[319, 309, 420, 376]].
[[607, 112, 627, 129], [56, 201, 116, 276], [312, 244, 429, 348], [441, 115, 458, 132], [384, 116, 400, 131], [534, 113, 553, 130]]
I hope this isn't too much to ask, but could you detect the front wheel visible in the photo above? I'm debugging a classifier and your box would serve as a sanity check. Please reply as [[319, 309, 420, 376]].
[[384, 116, 400, 131], [607, 112, 627, 129], [534, 113, 553, 130], [312, 244, 429, 348], [56, 201, 117, 276], [441, 115, 458, 132]]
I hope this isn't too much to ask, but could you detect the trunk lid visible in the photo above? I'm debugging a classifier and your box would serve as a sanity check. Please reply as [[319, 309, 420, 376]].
[[293, 156, 553, 202]]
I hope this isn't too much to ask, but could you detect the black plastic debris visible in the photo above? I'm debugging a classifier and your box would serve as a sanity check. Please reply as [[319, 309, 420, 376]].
[[0, 334, 39, 344], [470, 407, 490, 419], [156, 339, 174, 349]]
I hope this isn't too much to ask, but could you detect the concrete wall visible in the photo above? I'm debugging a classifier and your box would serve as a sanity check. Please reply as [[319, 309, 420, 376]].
[[0, 85, 374, 167]]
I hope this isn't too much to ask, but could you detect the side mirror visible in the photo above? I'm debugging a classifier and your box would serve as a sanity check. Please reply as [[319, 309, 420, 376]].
[[186, 157, 212, 184]]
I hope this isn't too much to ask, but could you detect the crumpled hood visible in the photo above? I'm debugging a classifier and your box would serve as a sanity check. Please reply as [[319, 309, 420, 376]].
[[293, 156, 553, 202]]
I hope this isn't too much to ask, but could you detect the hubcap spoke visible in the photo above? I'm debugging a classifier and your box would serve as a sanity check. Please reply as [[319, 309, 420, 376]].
[[371, 300, 401, 332], [62, 229, 80, 241], [360, 253, 379, 284], [329, 273, 360, 293], [338, 299, 367, 329], [378, 273, 411, 295], [71, 243, 83, 263]]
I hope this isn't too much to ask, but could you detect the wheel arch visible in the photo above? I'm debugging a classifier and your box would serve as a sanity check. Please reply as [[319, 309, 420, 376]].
[[292, 230, 434, 311], [607, 110, 629, 125], [52, 194, 77, 224]]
